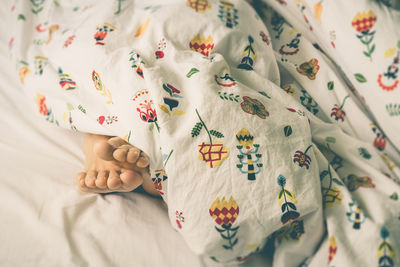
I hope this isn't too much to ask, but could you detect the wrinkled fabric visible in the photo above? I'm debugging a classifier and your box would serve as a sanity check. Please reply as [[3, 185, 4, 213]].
[[9, 0, 400, 265]]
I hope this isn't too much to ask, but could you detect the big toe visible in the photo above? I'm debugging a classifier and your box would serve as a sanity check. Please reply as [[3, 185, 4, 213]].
[[120, 169, 143, 191], [94, 140, 115, 161]]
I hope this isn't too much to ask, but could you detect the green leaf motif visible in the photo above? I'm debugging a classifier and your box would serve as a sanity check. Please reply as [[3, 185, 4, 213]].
[[281, 203, 287, 212], [284, 125, 292, 137], [333, 178, 344, 186], [328, 81, 334, 90], [284, 189, 292, 198], [186, 68, 199, 78], [191, 122, 203, 137], [66, 103, 74, 111], [354, 73, 367, 83], [210, 130, 224, 138], [369, 44, 376, 54], [325, 136, 336, 143], [320, 170, 329, 181], [390, 192, 398, 200], [278, 189, 284, 199]]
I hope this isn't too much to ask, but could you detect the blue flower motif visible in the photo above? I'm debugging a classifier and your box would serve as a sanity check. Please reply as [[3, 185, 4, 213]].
[[380, 226, 389, 239], [277, 174, 286, 187], [299, 90, 319, 115]]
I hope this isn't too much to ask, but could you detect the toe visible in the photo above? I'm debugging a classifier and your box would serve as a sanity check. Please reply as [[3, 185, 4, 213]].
[[126, 147, 140, 164], [94, 140, 115, 161], [85, 170, 98, 188], [113, 144, 131, 162], [136, 152, 150, 168], [120, 169, 143, 191], [95, 170, 108, 189], [108, 136, 127, 148], [76, 172, 89, 192], [107, 170, 122, 190]]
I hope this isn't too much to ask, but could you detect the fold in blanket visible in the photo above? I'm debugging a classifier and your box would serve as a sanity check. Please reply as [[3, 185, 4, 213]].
[[9, 0, 400, 265]]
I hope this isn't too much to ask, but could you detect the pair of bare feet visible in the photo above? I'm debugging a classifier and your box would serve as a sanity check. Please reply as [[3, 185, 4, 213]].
[[76, 133, 158, 196]]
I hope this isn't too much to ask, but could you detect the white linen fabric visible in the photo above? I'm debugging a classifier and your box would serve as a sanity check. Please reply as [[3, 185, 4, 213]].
[[6, 0, 400, 266]]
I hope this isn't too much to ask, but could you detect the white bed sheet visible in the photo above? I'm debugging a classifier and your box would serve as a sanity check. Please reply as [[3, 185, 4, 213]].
[[0, 3, 271, 267]]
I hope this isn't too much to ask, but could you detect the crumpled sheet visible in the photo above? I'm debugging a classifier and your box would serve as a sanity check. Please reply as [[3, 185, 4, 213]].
[[8, 0, 400, 265]]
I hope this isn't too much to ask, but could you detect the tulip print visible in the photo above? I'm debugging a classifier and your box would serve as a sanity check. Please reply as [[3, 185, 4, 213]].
[[132, 89, 159, 131], [189, 34, 214, 57], [352, 10, 377, 60], [209, 196, 240, 250]]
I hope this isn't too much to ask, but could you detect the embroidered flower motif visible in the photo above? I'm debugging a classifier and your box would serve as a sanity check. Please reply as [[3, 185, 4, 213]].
[[175, 211, 184, 229], [209, 196, 240, 250], [352, 11, 377, 60], [36, 93, 48, 116], [346, 202, 366, 229], [92, 70, 113, 104], [296, 58, 320, 80], [236, 128, 263, 181], [293, 145, 312, 169], [133, 90, 159, 131], [152, 169, 168, 194], [322, 187, 343, 208], [240, 96, 269, 119], [209, 196, 239, 227], [331, 95, 350, 122], [35, 93, 58, 125], [371, 124, 386, 151], [94, 23, 116, 45], [282, 84, 295, 95], [189, 34, 214, 57], [198, 142, 229, 168], [299, 90, 319, 115], [277, 174, 300, 224], [186, 0, 212, 12], [346, 174, 376, 192], [237, 36, 256, 70], [351, 10, 377, 33], [377, 226, 396, 266], [328, 236, 337, 263]]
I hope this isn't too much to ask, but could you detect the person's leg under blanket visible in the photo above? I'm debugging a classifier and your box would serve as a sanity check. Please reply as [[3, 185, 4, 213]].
[[10, 0, 326, 263]]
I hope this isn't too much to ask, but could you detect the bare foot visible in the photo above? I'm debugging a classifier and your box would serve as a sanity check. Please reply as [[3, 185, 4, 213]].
[[76, 133, 159, 195]]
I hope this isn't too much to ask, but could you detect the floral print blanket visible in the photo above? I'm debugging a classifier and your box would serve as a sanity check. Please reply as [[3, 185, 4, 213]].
[[9, 0, 400, 265]]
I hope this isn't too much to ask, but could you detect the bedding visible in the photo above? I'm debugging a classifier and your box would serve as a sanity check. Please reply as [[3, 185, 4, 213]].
[[0, 2, 272, 267], [5, 0, 400, 266]]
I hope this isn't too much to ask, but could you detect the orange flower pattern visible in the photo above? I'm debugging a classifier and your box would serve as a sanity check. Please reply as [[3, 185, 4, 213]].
[[296, 58, 320, 80]]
